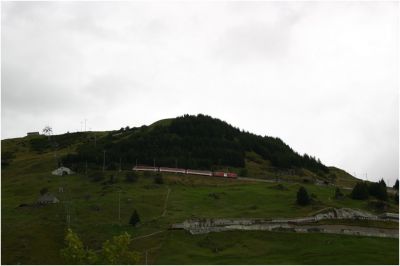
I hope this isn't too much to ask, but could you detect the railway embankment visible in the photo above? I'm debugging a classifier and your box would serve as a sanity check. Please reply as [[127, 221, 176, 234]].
[[171, 208, 399, 238]]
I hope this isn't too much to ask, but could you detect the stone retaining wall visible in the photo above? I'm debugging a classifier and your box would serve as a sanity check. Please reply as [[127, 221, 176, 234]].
[[171, 208, 399, 238]]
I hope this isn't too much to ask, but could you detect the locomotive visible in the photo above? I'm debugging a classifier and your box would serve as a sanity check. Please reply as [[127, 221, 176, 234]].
[[132, 165, 238, 179]]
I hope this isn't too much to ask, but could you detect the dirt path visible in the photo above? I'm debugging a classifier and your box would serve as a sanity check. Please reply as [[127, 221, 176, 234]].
[[161, 187, 171, 217], [132, 230, 165, 241], [237, 177, 276, 183]]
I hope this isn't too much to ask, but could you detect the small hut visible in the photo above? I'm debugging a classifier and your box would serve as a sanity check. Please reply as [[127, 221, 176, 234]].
[[52, 166, 74, 176], [37, 193, 59, 204]]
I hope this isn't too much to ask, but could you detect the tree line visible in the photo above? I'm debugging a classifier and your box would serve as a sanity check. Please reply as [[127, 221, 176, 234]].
[[60, 114, 329, 174]]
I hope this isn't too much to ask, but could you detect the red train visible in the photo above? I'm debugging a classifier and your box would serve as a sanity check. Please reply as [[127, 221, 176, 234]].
[[133, 165, 237, 179]]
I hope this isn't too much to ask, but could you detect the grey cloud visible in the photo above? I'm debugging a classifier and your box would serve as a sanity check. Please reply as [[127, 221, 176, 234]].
[[1, 1, 398, 185], [216, 23, 291, 62]]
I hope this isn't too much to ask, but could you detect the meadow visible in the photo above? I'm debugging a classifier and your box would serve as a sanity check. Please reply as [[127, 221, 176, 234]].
[[1, 137, 399, 264]]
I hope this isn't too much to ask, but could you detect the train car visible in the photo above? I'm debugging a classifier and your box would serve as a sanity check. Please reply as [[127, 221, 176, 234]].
[[159, 167, 186, 174], [227, 172, 238, 178], [133, 165, 158, 172], [213, 171, 238, 178], [213, 171, 228, 177], [186, 169, 213, 176]]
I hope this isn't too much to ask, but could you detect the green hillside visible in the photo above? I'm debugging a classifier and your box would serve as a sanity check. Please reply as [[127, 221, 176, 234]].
[[1, 115, 398, 264], [57, 114, 339, 181]]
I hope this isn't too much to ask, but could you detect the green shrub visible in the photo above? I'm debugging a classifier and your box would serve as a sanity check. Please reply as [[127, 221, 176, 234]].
[[109, 174, 116, 184], [1, 151, 15, 167], [351, 182, 369, 200], [125, 172, 138, 183], [143, 171, 152, 178], [368, 200, 389, 212], [154, 173, 164, 184], [40, 187, 48, 195], [129, 210, 140, 227], [29, 137, 51, 153], [107, 163, 117, 171], [239, 168, 248, 177], [296, 186, 310, 206], [334, 188, 344, 199], [368, 179, 388, 201], [89, 171, 104, 182]]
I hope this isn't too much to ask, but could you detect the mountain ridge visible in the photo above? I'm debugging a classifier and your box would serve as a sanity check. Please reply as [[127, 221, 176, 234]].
[[3, 114, 357, 185]]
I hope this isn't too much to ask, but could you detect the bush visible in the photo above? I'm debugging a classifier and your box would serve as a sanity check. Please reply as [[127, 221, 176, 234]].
[[109, 174, 116, 184], [334, 188, 344, 199], [273, 184, 288, 191], [154, 173, 164, 184], [351, 182, 369, 200], [129, 210, 140, 226], [61, 229, 97, 264], [296, 186, 310, 206], [125, 172, 138, 183], [1, 151, 15, 167], [368, 200, 389, 212], [143, 171, 152, 178], [40, 187, 48, 195], [106, 163, 117, 171], [239, 168, 248, 177], [368, 179, 388, 201], [102, 232, 141, 264], [89, 171, 104, 182], [61, 229, 140, 264]]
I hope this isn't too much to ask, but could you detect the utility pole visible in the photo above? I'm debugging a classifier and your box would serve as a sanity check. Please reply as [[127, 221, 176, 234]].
[[145, 250, 148, 265], [119, 157, 122, 172], [118, 190, 121, 226], [103, 150, 106, 172]]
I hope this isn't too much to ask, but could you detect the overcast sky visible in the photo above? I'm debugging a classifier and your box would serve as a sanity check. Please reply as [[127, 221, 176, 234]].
[[1, 1, 398, 185]]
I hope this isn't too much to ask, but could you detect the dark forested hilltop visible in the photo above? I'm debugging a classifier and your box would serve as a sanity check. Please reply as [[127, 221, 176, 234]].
[[60, 114, 329, 176]]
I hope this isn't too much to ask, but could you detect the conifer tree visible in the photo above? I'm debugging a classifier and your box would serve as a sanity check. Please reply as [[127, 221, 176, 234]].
[[296, 186, 310, 206], [129, 210, 140, 226]]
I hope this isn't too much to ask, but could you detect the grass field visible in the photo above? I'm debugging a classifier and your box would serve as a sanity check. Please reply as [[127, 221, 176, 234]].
[[155, 230, 399, 265], [1, 136, 399, 264]]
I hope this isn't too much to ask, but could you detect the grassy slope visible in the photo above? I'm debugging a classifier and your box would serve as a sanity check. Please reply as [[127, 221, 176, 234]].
[[1, 135, 398, 265], [155, 230, 398, 265], [328, 166, 360, 188]]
